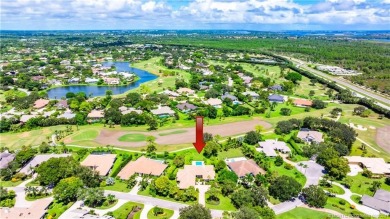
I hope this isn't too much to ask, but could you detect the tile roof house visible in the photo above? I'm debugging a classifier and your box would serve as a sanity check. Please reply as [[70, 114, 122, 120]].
[[221, 93, 238, 101], [0, 198, 52, 219], [242, 91, 260, 99], [227, 159, 266, 177], [177, 88, 195, 95], [297, 129, 324, 143], [104, 77, 120, 85], [268, 94, 285, 103], [19, 154, 71, 174], [151, 106, 175, 117], [34, 99, 50, 109], [160, 90, 180, 98], [344, 156, 390, 175], [57, 111, 76, 119], [361, 189, 390, 214], [176, 103, 197, 112], [0, 151, 15, 169], [56, 99, 69, 109], [176, 165, 216, 189], [269, 84, 283, 91], [257, 140, 291, 157], [293, 99, 313, 107], [205, 98, 222, 108], [20, 115, 37, 123], [87, 110, 104, 119], [117, 156, 167, 180], [81, 154, 116, 176], [121, 108, 143, 115]]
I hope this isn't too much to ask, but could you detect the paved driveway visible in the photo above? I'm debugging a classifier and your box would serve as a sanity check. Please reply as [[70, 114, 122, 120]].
[[271, 198, 303, 214], [296, 161, 325, 187]]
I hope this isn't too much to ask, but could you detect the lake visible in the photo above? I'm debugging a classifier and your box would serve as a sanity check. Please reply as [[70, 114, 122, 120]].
[[47, 61, 157, 99]]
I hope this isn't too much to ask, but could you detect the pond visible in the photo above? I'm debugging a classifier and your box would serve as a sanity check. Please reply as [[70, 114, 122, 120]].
[[47, 61, 157, 99]]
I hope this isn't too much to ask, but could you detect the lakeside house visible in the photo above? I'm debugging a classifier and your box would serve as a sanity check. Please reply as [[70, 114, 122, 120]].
[[257, 140, 291, 157], [104, 77, 120, 85], [55, 99, 69, 109], [117, 156, 167, 180], [297, 128, 324, 143], [34, 99, 50, 109], [176, 163, 216, 189], [81, 154, 116, 176]]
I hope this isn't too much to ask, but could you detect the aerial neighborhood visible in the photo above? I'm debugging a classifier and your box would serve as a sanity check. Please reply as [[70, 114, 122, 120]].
[[0, 31, 390, 219]]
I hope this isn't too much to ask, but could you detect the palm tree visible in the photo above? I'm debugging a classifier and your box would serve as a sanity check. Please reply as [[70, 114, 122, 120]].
[[24, 186, 32, 196], [107, 194, 116, 204], [31, 187, 39, 197]]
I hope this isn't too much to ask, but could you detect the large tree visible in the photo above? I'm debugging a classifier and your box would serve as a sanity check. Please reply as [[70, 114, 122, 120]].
[[302, 185, 328, 207], [269, 176, 302, 202], [179, 204, 212, 219], [244, 131, 262, 145], [233, 207, 261, 219], [53, 177, 83, 204], [325, 157, 350, 180]]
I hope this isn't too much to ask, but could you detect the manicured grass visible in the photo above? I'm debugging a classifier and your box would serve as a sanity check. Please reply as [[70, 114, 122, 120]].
[[95, 200, 118, 209], [138, 186, 197, 205], [109, 201, 144, 219], [72, 130, 99, 141], [104, 180, 131, 193], [341, 173, 390, 196], [158, 130, 187, 136], [269, 196, 281, 205], [147, 207, 174, 219], [321, 184, 345, 195], [276, 207, 336, 219], [268, 161, 307, 186], [217, 148, 244, 159], [118, 133, 147, 142], [205, 194, 236, 211], [325, 197, 364, 218], [25, 194, 51, 201], [46, 201, 74, 219], [0, 180, 24, 187], [351, 195, 361, 204]]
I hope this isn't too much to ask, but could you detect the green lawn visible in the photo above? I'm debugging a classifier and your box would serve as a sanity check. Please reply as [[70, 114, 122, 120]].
[[109, 201, 144, 219], [95, 200, 118, 209], [147, 207, 174, 219], [46, 201, 74, 219], [341, 173, 390, 196], [25, 194, 51, 201], [268, 161, 307, 186], [72, 130, 99, 141], [321, 184, 345, 195], [104, 180, 131, 193], [0, 180, 24, 187], [138, 186, 197, 205], [276, 207, 336, 219], [325, 197, 364, 218], [158, 130, 187, 136], [351, 195, 361, 204], [118, 134, 148, 142], [217, 148, 244, 159], [205, 194, 236, 211]]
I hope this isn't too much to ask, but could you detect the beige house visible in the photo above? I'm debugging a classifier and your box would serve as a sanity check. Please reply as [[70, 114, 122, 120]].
[[345, 156, 390, 176], [205, 98, 222, 108], [177, 87, 195, 95], [117, 156, 167, 180], [81, 154, 116, 176], [176, 164, 215, 189], [227, 159, 265, 177]]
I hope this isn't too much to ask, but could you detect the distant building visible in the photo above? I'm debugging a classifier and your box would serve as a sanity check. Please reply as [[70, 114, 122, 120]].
[[205, 98, 222, 108], [20, 115, 37, 123], [293, 99, 313, 107], [56, 99, 68, 109], [176, 102, 197, 112], [87, 110, 104, 120], [221, 93, 238, 102], [57, 111, 76, 119], [104, 77, 120, 85], [177, 87, 195, 95], [361, 189, 390, 214], [68, 77, 80, 83], [151, 106, 175, 117], [177, 163, 215, 189], [268, 94, 284, 103], [297, 128, 324, 143], [269, 84, 283, 91], [85, 77, 99, 83], [160, 90, 180, 98], [34, 99, 50, 109], [242, 91, 260, 100]]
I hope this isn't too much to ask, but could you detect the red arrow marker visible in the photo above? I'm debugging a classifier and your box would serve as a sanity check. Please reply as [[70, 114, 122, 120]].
[[193, 116, 206, 153]]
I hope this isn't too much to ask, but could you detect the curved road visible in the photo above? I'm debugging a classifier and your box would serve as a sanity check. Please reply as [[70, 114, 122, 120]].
[[284, 56, 390, 109]]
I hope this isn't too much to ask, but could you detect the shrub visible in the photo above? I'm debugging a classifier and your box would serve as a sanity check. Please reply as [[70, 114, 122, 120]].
[[284, 163, 294, 170], [339, 200, 346, 205]]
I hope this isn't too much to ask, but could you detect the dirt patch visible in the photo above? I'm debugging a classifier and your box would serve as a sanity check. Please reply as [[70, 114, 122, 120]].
[[95, 119, 271, 147], [376, 126, 390, 153]]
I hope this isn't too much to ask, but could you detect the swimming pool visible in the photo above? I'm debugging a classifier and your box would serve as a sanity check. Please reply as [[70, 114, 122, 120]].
[[193, 161, 204, 166]]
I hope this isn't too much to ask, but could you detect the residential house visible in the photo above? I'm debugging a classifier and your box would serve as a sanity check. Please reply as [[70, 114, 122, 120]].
[[257, 140, 291, 157], [56, 99, 68, 109], [176, 163, 216, 189], [344, 156, 390, 176], [268, 94, 285, 103], [242, 91, 260, 100], [20, 115, 37, 123], [31, 76, 45, 82], [60, 60, 71, 65], [34, 99, 50, 109], [205, 98, 222, 108], [104, 77, 120, 85], [85, 77, 99, 83], [161, 90, 180, 98], [81, 154, 116, 176], [117, 156, 167, 180], [87, 110, 104, 120], [121, 108, 143, 115], [176, 102, 197, 112], [269, 84, 283, 91], [297, 128, 324, 143], [19, 154, 71, 174], [0, 151, 15, 169], [361, 189, 390, 214], [221, 93, 238, 102], [177, 87, 195, 95], [151, 106, 175, 117], [68, 77, 80, 83], [227, 159, 266, 177], [57, 111, 76, 119], [0, 198, 52, 219], [293, 99, 313, 107]]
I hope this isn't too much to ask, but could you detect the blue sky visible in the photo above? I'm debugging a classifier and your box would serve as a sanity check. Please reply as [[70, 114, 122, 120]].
[[1, 0, 389, 30]]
